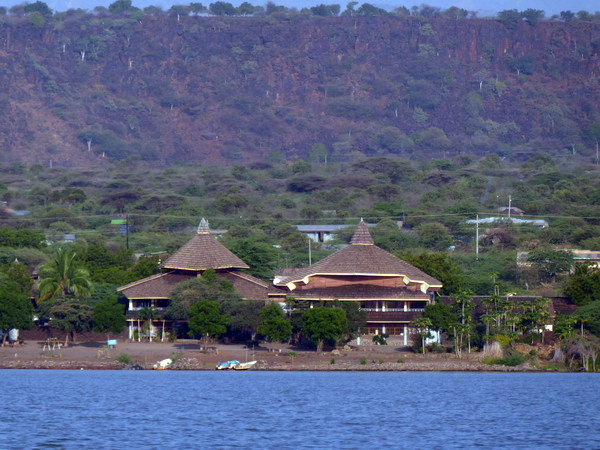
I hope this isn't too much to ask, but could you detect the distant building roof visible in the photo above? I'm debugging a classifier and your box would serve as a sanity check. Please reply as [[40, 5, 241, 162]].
[[497, 207, 524, 215], [296, 225, 352, 233], [571, 250, 600, 263], [161, 218, 249, 271], [465, 217, 548, 227]]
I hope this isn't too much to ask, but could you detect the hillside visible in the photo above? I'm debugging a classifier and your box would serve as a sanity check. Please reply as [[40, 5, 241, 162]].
[[0, 13, 599, 166]]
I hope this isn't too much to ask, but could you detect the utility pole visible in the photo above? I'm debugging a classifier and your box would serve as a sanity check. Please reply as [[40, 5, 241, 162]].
[[475, 214, 479, 260], [508, 195, 512, 219], [126, 214, 129, 250], [308, 238, 312, 266]]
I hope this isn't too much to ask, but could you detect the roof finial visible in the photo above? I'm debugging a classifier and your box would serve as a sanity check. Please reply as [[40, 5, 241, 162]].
[[197, 217, 210, 234], [351, 220, 374, 245]]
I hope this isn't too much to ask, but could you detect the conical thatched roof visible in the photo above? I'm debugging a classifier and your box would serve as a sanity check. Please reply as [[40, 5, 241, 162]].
[[274, 221, 441, 288], [161, 218, 249, 271]]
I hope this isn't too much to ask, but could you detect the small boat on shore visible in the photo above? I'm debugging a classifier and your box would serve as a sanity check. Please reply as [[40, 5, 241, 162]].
[[235, 361, 257, 370], [215, 360, 257, 370], [153, 358, 173, 370]]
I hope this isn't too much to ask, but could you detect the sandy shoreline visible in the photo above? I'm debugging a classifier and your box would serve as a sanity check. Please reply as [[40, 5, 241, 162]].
[[0, 339, 551, 372]]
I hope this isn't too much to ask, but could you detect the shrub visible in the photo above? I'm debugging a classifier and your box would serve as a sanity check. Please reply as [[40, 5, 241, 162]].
[[359, 357, 367, 365], [487, 348, 526, 366], [116, 353, 132, 364]]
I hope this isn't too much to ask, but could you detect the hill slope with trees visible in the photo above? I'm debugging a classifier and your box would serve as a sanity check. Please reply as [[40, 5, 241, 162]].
[[0, 4, 599, 166]]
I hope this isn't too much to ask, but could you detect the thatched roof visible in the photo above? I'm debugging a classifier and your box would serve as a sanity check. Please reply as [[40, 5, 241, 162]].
[[117, 272, 190, 299], [161, 218, 249, 271], [274, 220, 441, 288], [118, 270, 270, 300]]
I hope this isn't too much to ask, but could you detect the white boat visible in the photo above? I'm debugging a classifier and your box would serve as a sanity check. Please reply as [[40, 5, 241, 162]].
[[215, 360, 257, 370], [234, 361, 257, 370], [153, 358, 173, 370]]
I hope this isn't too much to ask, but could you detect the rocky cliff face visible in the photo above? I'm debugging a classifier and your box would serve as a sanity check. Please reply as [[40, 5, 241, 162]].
[[0, 14, 598, 166]]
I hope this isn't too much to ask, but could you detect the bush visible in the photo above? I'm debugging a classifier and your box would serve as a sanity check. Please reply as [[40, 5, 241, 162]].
[[359, 357, 367, 365], [487, 348, 526, 366], [116, 353, 132, 364]]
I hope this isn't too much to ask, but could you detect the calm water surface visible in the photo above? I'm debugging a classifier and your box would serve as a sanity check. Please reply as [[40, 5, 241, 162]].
[[0, 371, 598, 449]]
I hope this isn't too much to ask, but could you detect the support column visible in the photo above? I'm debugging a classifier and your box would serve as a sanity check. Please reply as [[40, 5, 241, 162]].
[[382, 324, 386, 335], [128, 322, 133, 340], [403, 325, 408, 346], [404, 302, 408, 312], [382, 301, 386, 312]]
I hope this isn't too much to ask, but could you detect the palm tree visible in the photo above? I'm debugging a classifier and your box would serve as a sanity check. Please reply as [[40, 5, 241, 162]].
[[38, 248, 92, 301], [412, 316, 433, 355]]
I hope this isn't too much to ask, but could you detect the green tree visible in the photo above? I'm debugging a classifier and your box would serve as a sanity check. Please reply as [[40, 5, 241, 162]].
[[423, 302, 456, 335], [415, 222, 453, 251], [522, 8, 544, 25], [24, 1, 52, 17], [332, 301, 367, 340], [527, 248, 573, 281], [226, 301, 263, 341], [302, 307, 347, 350], [224, 238, 279, 279], [257, 302, 292, 342], [0, 228, 44, 248], [452, 292, 474, 355], [519, 298, 551, 342], [572, 301, 600, 337], [38, 248, 92, 301], [167, 270, 241, 320], [92, 298, 126, 340], [497, 9, 522, 28], [564, 264, 600, 306], [130, 255, 160, 279], [402, 252, 464, 295], [412, 316, 433, 355], [108, 0, 135, 14], [188, 300, 231, 342], [0, 282, 34, 346], [310, 4, 340, 16], [309, 143, 328, 164], [209, 1, 236, 15], [559, 10, 575, 21], [554, 314, 577, 339], [27, 11, 46, 28], [45, 300, 93, 347], [1, 262, 33, 295]]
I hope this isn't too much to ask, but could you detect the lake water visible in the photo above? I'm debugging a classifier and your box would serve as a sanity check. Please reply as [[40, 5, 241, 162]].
[[0, 371, 598, 448]]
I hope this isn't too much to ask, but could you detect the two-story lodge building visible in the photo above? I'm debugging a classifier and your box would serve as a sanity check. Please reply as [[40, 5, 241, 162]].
[[272, 221, 443, 345]]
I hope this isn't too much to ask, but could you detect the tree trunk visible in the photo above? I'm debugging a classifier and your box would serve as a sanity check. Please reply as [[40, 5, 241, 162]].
[[1, 332, 7, 347], [64, 333, 69, 348], [161, 320, 166, 342]]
